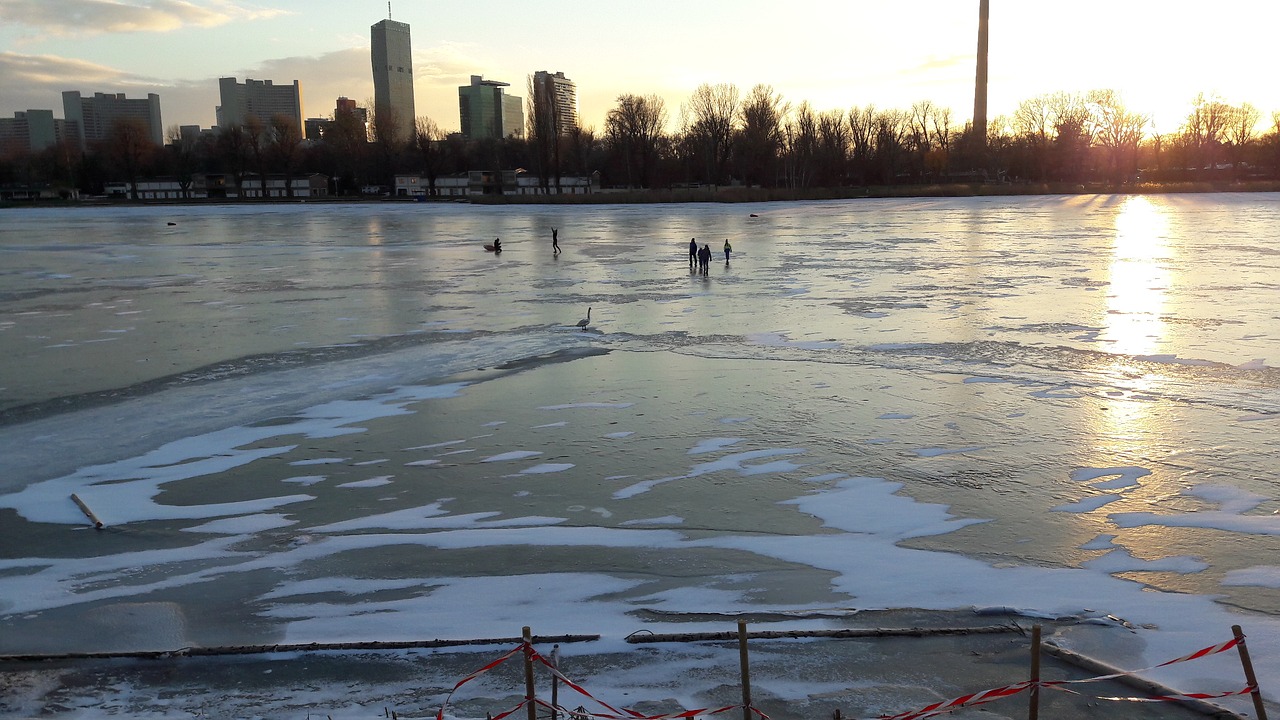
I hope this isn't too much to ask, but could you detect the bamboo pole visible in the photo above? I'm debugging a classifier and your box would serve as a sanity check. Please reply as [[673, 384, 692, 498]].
[[70, 494, 103, 529], [1027, 625, 1040, 720], [738, 621, 752, 720], [626, 625, 1021, 644], [1232, 625, 1269, 720], [524, 626, 537, 720], [1042, 642, 1248, 720]]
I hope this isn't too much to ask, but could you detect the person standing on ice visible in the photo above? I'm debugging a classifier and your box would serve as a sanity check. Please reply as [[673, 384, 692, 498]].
[[723, 239, 732, 263], [698, 244, 712, 275], [689, 238, 698, 268]]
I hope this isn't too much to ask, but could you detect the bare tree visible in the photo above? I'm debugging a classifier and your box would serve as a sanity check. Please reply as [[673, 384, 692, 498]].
[[847, 105, 876, 184], [781, 102, 818, 188], [737, 84, 788, 187], [816, 109, 849, 186], [682, 83, 739, 185], [604, 94, 667, 188], [1224, 102, 1261, 170], [108, 117, 154, 201], [414, 116, 446, 196], [1182, 92, 1232, 171], [243, 115, 270, 197], [270, 115, 302, 197], [526, 74, 558, 193], [369, 100, 404, 188], [1087, 90, 1147, 183], [165, 125, 198, 199]]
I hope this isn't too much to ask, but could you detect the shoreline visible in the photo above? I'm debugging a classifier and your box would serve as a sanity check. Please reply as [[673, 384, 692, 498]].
[[4, 180, 1280, 209]]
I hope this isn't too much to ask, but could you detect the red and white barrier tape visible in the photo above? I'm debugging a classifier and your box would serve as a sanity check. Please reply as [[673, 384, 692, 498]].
[[438, 635, 1250, 720], [879, 634, 1250, 720], [435, 644, 524, 720], [877, 681, 1033, 720]]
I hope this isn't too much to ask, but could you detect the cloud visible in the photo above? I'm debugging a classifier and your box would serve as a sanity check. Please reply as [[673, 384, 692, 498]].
[[0, 0, 285, 37]]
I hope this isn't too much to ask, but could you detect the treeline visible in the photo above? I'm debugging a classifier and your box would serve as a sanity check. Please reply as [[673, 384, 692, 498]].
[[3, 83, 1279, 197]]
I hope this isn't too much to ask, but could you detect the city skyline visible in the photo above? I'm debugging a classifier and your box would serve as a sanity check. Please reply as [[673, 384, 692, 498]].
[[2, 0, 1279, 138]]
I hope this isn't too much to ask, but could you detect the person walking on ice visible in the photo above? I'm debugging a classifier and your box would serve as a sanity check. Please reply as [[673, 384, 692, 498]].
[[552, 228, 560, 255], [723, 239, 732, 263], [689, 238, 698, 268]]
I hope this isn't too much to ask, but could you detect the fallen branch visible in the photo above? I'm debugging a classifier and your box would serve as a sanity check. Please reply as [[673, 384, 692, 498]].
[[1041, 642, 1247, 720], [626, 625, 1023, 643], [70, 493, 103, 529], [0, 634, 600, 663]]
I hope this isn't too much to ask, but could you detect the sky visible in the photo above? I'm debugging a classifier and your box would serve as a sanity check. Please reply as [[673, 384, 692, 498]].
[[2, 0, 1279, 138]]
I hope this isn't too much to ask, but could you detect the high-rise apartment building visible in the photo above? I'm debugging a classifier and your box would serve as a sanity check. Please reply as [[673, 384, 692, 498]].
[[217, 77, 304, 134], [532, 71, 579, 136], [62, 91, 163, 147], [370, 19, 416, 142], [458, 75, 524, 140], [0, 110, 79, 156]]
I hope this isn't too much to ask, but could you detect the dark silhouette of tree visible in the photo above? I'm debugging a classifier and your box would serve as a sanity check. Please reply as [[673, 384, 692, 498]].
[[414, 116, 446, 196], [107, 117, 154, 200], [323, 107, 369, 195], [781, 102, 818, 188], [164, 125, 199, 198], [871, 109, 910, 184], [847, 105, 876, 185], [737, 84, 788, 187], [604, 94, 666, 189], [370, 102, 405, 187], [1182, 92, 1232, 173], [217, 123, 249, 196], [816, 109, 850, 186], [1087, 90, 1146, 183], [526, 74, 562, 193], [270, 115, 302, 197], [564, 125, 599, 180], [683, 83, 739, 185], [243, 115, 270, 197], [1224, 102, 1261, 173]]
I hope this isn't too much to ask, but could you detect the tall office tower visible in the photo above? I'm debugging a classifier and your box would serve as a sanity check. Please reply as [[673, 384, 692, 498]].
[[532, 71, 579, 136], [371, 18, 416, 142], [458, 75, 524, 140], [217, 77, 304, 134], [62, 91, 163, 147]]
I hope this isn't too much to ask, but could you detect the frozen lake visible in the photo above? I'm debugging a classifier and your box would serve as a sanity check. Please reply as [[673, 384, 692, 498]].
[[2, 195, 1280, 717]]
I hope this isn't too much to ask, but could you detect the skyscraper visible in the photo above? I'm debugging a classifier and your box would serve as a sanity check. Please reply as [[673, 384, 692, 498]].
[[458, 75, 524, 140], [532, 71, 579, 136], [217, 77, 303, 134], [62, 91, 163, 147], [371, 18, 416, 142]]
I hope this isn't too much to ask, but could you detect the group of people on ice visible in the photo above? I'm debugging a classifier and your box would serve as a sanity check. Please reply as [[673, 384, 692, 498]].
[[689, 237, 731, 276]]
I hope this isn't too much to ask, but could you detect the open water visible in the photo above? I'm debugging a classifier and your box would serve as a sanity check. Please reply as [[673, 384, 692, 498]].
[[2, 195, 1280, 716]]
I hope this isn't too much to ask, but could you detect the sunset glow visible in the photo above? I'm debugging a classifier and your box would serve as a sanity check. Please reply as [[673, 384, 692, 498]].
[[2, 1, 1278, 135]]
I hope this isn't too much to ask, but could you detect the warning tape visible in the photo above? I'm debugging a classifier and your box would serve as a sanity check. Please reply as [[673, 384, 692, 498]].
[[877, 681, 1033, 720], [435, 644, 524, 720], [1049, 636, 1241, 686], [438, 635, 1249, 720], [879, 635, 1249, 720]]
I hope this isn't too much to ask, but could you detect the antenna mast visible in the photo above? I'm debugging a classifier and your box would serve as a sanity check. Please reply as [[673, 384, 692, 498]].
[[388, 2, 392, 20]]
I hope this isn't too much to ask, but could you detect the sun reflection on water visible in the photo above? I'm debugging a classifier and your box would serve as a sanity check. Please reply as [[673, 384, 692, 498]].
[[1103, 195, 1173, 357]]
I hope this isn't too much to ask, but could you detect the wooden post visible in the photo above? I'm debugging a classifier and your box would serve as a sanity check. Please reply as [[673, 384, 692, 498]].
[[550, 644, 561, 720], [1233, 625, 1269, 720], [524, 626, 537, 720], [1027, 625, 1041, 720], [738, 621, 752, 720]]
